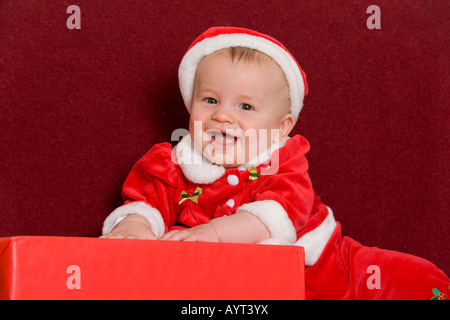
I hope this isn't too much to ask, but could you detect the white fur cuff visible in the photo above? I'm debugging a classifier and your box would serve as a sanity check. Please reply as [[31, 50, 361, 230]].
[[237, 200, 297, 244], [257, 238, 292, 245], [102, 201, 166, 237], [295, 206, 336, 266]]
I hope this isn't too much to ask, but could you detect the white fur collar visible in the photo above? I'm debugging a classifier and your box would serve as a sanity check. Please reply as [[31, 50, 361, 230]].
[[173, 134, 225, 184], [173, 134, 288, 184]]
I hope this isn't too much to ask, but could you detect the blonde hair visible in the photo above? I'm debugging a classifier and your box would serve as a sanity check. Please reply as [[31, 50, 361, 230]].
[[229, 46, 261, 61], [222, 47, 290, 107], [223, 46, 270, 64]]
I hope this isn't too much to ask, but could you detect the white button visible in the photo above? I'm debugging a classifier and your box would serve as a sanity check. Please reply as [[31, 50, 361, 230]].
[[227, 174, 239, 185], [225, 199, 235, 207]]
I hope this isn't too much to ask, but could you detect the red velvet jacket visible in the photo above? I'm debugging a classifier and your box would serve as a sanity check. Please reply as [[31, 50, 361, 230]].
[[103, 134, 336, 266]]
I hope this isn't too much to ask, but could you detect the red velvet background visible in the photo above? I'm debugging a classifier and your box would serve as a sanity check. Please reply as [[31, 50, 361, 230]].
[[1, 1, 448, 275]]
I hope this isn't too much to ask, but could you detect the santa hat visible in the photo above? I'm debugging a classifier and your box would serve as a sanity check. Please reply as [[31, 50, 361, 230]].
[[178, 26, 308, 122]]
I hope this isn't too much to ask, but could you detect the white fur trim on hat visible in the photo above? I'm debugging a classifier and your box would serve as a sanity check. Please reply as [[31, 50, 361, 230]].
[[178, 27, 307, 122]]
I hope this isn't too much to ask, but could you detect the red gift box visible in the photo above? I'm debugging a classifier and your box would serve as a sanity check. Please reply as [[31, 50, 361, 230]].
[[0, 236, 305, 300]]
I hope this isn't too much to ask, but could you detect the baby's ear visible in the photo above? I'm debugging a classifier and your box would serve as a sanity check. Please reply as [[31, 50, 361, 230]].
[[278, 113, 295, 140]]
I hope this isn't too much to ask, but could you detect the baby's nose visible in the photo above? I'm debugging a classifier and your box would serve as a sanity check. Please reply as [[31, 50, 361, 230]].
[[212, 106, 235, 123]]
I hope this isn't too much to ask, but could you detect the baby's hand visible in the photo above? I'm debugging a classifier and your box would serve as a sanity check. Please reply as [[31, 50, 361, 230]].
[[160, 224, 220, 242], [100, 214, 157, 240]]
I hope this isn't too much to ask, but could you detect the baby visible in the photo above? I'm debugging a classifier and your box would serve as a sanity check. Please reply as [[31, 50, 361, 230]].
[[101, 27, 449, 299]]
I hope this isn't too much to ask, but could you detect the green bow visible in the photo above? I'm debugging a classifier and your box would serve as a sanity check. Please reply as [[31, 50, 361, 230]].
[[179, 187, 203, 205]]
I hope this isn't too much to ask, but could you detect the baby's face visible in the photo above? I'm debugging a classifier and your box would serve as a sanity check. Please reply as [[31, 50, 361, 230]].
[[189, 51, 293, 168]]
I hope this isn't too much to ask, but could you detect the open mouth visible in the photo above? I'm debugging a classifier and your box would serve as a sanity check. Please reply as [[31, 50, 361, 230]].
[[207, 129, 238, 150]]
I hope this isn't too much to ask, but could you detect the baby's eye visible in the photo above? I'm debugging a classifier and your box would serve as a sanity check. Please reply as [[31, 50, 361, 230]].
[[238, 103, 253, 111], [205, 97, 217, 104]]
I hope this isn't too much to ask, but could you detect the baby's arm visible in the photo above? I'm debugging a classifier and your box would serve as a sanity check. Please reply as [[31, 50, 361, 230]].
[[100, 214, 157, 240], [160, 211, 271, 243]]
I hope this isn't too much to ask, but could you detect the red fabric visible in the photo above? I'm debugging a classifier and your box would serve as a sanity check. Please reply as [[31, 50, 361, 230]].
[[186, 26, 309, 95], [120, 135, 450, 299], [121, 135, 314, 235], [0, 0, 448, 279], [305, 223, 450, 299]]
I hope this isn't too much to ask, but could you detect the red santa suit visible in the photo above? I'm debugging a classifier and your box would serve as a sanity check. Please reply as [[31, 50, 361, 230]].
[[103, 134, 450, 300]]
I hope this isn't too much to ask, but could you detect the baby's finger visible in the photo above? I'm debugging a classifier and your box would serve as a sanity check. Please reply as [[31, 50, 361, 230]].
[[99, 232, 125, 239], [160, 230, 182, 240], [183, 233, 201, 242], [164, 230, 191, 241], [123, 234, 139, 239]]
